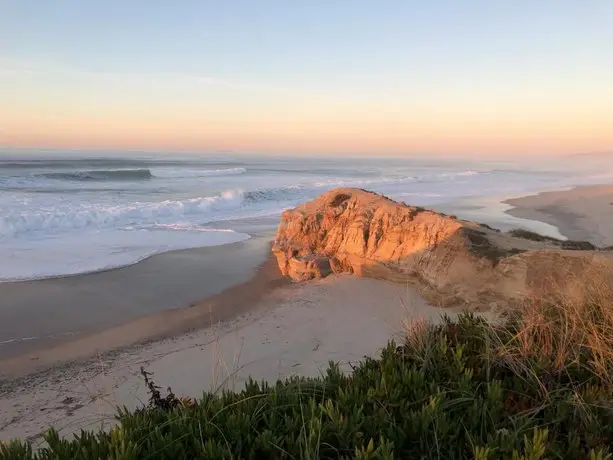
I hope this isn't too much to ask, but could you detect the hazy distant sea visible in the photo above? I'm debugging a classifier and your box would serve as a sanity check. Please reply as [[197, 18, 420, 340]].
[[1, 151, 611, 281]]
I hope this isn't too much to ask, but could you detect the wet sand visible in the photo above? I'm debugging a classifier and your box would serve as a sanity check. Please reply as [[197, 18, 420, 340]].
[[0, 249, 286, 379], [0, 232, 274, 359], [505, 184, 613, 246]]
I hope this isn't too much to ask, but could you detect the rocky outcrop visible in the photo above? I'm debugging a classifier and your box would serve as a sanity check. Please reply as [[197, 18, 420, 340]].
[[272, 188, 613, 309]]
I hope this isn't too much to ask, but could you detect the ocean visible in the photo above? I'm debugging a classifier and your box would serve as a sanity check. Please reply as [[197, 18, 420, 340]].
[[1, 152, 612, 282]]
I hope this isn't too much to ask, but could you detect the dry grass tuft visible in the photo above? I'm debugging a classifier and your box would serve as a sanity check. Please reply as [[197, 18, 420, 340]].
[[399, 261, 613, 387], [493, 264, 613, 383], [401, 317, 432, 351]]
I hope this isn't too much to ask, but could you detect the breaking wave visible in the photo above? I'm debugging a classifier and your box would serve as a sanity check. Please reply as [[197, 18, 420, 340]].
[[36, 167, 247, 182], [0, 190, 246, 238]]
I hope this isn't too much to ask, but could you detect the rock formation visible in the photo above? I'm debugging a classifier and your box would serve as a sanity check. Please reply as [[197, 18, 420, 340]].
[[272, 188, 613, 309]]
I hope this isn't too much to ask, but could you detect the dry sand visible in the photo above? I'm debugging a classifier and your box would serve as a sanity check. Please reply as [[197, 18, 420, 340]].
[[505, 184, 613, 246], [0, 274, 450, 443]]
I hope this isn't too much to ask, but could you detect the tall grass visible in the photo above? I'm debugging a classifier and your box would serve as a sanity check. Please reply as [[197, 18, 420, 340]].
[[494, 266, 613, 384]]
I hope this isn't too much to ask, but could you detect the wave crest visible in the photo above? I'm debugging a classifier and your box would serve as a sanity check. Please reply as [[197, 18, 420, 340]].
[[40, 169, 153, 181], [152, 167, 247, 178], [34, 167, 248, 182]]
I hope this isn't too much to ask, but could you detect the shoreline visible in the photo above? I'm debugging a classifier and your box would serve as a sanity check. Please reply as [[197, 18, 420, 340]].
[[0, 249, 286, 380], [0, 231, 275, 360], [0, 231, 252, 285], [0, 237, 249, 285], [431, 193, 568, 240], [504, 183, 613, 246]]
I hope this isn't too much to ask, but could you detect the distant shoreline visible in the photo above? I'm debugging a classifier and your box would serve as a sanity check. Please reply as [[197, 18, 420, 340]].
[[504, 183, 613, 247]]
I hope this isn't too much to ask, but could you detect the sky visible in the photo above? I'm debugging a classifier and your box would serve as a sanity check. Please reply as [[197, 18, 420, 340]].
[[1, 0, 612, 156]]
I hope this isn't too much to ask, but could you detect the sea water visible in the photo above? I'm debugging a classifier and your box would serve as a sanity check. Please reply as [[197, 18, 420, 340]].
[[1, 151, 611, 281]]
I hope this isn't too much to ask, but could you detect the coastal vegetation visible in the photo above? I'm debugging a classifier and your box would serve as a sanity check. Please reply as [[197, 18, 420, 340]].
[[509, 228, 597, 250], [3, 284, 613, 459]]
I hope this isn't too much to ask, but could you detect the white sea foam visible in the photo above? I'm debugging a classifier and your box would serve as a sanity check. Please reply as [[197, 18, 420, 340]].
[[311, 170, 490, 189], [0, 332, 77, 347], [151, 167, 247, 178], [439, 170, 484, 177], [0, 227, 250, 282], [0, 189, 246, 238], [313, 175, 415, 188]]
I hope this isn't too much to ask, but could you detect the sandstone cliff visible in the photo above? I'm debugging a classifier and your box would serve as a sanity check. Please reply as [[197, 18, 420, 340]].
[[272, 188, 613, 309]]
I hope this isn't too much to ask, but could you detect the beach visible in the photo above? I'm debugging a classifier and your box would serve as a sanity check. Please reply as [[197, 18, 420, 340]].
[[505, 183, 613, 247], [0, 230, 275, 359], [1, 182, 611, 443], [0, 271, 446, 442]]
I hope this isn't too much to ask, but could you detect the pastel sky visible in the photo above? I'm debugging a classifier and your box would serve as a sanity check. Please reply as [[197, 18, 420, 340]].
[[1, 0, 612, 156]]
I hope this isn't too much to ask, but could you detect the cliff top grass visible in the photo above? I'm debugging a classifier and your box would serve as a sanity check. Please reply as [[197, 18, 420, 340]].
[[3, 273, 613, 460]]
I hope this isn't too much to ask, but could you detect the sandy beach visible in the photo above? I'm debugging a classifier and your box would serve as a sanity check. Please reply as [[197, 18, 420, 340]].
[[2, 183, 611, 443], [0, 273, 449, 443], [505, 184, 613, 247], [0, 231, 275, 359]]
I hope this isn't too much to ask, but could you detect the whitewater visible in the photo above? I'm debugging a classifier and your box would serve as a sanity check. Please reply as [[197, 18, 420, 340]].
[[1, 152, 612, 281]]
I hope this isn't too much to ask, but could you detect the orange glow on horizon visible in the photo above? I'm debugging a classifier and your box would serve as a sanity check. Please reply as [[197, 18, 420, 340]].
[[2, 73, 612, 156], [2, 107, 611, 156]]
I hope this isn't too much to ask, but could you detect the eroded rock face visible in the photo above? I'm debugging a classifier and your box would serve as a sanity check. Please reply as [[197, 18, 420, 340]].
[[272, 188, 613, 309]]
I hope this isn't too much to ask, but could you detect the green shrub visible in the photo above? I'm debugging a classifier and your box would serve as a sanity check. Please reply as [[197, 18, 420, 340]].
[[329, 193, 352, 207], [508, 228, 558, 242], [479, 222, 501, 232], [561, 240, 597, 250], [3, 313, 613, 459], [464, 229, 524, 264]]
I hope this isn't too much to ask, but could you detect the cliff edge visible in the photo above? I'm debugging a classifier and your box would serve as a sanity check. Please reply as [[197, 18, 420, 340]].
[[272, 188, 613, 309]]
